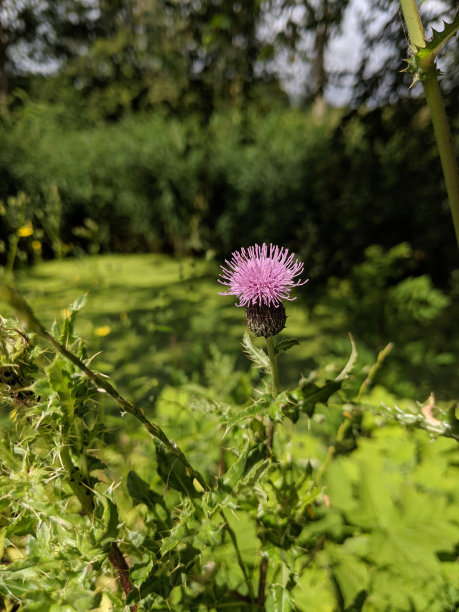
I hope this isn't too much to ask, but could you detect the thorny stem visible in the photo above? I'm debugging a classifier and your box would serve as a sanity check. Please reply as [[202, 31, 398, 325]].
[[399, 0, 459, 247], [0, 285, 209, 493]]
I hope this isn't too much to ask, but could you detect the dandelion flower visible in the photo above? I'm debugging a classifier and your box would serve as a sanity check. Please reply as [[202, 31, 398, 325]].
[[219, 243, 307, 337]]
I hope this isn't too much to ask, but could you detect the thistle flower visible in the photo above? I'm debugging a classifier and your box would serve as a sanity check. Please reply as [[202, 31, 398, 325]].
[[219, 243, 307, 337]]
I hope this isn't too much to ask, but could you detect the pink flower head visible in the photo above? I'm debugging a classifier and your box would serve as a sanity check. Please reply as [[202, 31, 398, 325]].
[[219, 243, 307, 307]]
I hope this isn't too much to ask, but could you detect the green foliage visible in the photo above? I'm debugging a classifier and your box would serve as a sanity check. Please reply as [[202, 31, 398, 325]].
[[2, 102, 457, 282], [1, 283, 458, 610], [327, 243, 450, 342], [325, 243, 456, 398]]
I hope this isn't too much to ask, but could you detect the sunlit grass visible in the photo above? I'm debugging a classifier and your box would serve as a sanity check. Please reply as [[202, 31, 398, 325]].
[[12, 254, 341, 410]]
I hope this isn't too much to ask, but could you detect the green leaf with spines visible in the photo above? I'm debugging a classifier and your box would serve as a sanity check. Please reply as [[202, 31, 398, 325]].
[[59, 294, 87, 347], [221, 395, 271, 432], [417, 13, 459, 63], [287, 380, 341, 419], [155, 439, 200, 498], [221, 441, 250, 490], [274, 337, 300, 355], [242, 331, 269, 370]]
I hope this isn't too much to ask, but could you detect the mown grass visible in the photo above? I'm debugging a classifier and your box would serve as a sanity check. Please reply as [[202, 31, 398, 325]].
[[9, 252, 459, 407], [11, 254, 341, 406]]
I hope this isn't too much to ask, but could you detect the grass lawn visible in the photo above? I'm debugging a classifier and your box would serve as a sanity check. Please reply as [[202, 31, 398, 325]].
[[5, 252, 457, 410], [11, 253, 345, 407]]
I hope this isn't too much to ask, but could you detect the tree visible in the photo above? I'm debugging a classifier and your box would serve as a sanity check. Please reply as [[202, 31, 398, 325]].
[[0, 0, 100, 110]]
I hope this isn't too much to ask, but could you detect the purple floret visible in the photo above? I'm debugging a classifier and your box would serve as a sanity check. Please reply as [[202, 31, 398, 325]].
[[218, 243, 307, 307]]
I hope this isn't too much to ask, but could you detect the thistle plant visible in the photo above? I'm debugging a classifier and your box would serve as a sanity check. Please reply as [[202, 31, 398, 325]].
[[1, 257, 458, 610], [219, 243, 307, 449]]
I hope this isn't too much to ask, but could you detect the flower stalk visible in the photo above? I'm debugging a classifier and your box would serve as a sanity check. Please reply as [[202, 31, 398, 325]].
[[265, 335, 279, 455], [266, 336, 279, 399]]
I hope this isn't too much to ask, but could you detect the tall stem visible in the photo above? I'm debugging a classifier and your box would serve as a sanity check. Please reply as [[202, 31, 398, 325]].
[[399, 0, 459, 247], [265, 336, 279, 455], [422, 77, 459, 246], [265, 336, 279, 398]]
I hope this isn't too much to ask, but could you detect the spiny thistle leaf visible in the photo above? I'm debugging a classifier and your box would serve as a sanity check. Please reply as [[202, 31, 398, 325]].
[[288, 380, 341, 420], [221, 396, 272, 434], [417, 13, 459, 63], [274, 337, 300, 355], [242, 331, 270, 370], [221, 442, 250, 490], [155, 440, 200, 498]]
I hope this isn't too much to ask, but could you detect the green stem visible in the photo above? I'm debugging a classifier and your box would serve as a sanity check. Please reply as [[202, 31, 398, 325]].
[[399, 0, 426, 48], [265, 336, 279, 398], [399, 0, 459, 247], [422, 77, 459, 247], [265, 336, 279, 455]]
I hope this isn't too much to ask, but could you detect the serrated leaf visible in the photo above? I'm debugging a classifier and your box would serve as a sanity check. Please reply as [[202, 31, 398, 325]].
[[242, 331, 270, 370], [288, 380, 341, 418], [241, 459, 270, 487], [98, 496, 119, 546], [70, 294, 88, 313], [221, 397, 270, 433], [222, 442, 250, 490], [127, 565, 178, 603], [266, 584, 293, 612], [274, 337, 300, 354], [418, 14, 459, 62]]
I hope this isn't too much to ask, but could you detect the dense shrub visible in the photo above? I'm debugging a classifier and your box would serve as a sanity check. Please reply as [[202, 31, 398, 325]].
[[1, 101, 457, 283]]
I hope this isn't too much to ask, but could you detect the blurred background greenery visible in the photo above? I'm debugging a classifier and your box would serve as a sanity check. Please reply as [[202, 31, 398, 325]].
[[0, 0, 458, 282], [1, 0, 458, 452], [1, 2, 459, 608]]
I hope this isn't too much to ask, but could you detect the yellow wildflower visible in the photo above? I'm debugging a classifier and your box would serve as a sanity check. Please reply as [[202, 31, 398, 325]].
[[94, 326, 111, 337], [17, 223, 33, 237]]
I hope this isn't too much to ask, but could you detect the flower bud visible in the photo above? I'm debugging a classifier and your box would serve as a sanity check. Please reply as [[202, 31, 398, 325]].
[[246, 303, 287, 338]]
